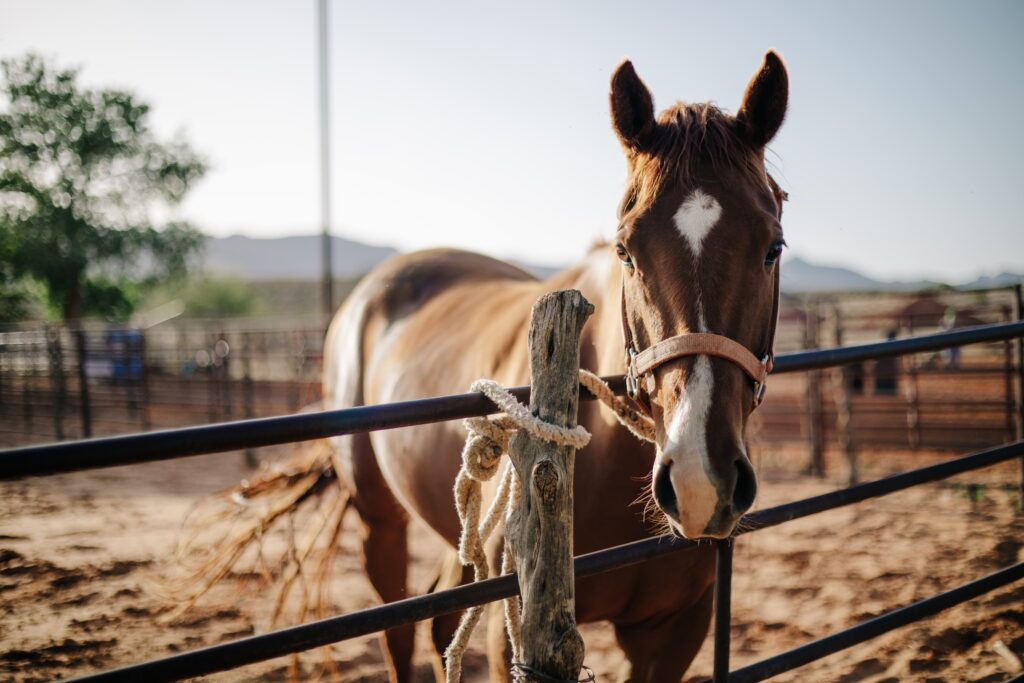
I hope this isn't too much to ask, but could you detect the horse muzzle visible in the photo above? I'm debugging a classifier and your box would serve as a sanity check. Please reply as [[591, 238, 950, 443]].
[[652, 447, 757, 540]]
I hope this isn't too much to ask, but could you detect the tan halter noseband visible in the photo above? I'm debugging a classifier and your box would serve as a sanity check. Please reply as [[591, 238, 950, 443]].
[[622, 266, 779, 411], [621, 176, 785, 413]]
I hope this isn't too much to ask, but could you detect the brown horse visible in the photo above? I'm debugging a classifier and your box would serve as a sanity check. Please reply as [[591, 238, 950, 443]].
[[323, 51, 788, 682]]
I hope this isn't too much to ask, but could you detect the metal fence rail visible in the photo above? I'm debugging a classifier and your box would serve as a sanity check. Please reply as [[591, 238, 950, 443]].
[[4, 319, 1024, 479], [66, 440, 1024, 682], [726, 561, 1024, 683]]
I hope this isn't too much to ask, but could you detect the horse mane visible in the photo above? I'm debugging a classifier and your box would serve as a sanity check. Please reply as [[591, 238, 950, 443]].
[[620, 102, 767, 221]]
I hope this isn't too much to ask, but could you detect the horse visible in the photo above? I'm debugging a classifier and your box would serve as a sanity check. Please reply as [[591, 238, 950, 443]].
[[323, 51, 789, 682]]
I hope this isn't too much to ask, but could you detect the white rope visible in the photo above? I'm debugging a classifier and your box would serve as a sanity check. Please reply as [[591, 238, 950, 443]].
[[444, 372, 655, 682]]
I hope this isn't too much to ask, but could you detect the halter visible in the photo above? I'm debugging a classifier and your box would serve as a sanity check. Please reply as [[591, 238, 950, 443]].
[[621, 176, 785, 413], [622, 265, 779, 411]]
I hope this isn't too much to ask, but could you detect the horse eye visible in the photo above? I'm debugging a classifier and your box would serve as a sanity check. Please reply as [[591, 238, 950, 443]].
[[615, 243, 633, 268], [765, 240, 784, 266]]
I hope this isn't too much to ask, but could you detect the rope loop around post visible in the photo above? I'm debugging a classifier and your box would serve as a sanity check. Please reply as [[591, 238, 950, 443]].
[[446, 370, 655, 681]]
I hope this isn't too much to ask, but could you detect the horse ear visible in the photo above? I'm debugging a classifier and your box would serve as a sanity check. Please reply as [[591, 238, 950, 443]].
[[610, 60, 656, 152], [736, 50, 788, 148]]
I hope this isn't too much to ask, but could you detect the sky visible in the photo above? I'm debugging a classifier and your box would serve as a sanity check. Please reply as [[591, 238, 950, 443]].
[[2, 0, 1022, 282]]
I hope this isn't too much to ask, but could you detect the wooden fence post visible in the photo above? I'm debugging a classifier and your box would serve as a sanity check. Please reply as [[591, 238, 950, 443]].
[[506, 290, 593, 681]]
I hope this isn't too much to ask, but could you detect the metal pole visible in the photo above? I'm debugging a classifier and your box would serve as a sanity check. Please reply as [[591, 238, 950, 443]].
[[242, 332, 257, 467], [138, 330, 151, 430], [713, 540, 733, 683], [1015, 284, 1024, 501], [833, 307, 858, 485], [74, 329, 92, 438], [318, 0, 334, 321], [1003, 305, 1015, 444], [804, 299, 824, 477], [48, 327, 65, 441]]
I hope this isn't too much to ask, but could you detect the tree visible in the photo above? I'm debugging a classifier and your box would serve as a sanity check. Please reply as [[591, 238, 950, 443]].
[[167, 275, 260, 318], [0, 53, 207, 322]]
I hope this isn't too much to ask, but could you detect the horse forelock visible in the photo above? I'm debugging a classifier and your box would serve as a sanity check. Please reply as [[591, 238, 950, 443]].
[[618, 101, 768, 225]]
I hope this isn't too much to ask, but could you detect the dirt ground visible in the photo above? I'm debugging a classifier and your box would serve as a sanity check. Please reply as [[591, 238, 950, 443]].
[[1, 443, 1022, 683]]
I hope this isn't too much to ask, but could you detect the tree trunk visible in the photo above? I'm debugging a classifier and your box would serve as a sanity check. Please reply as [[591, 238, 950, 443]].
[[63, 274, 83, 323]]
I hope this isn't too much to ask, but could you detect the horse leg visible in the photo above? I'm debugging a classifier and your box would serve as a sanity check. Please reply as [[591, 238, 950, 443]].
[[613, 584, 714, 683], [332, 431, 414, 683], [424, 549, 473, 681], [485, 535, 513, 683], [486, 598, 514, 682]]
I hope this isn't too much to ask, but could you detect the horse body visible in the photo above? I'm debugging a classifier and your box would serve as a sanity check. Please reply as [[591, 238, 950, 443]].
[[325, 246, 715, 680], [323, 52, 789, 681]]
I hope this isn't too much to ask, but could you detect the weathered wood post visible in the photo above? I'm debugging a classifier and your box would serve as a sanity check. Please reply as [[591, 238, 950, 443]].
[[506, 290, 593, 681]]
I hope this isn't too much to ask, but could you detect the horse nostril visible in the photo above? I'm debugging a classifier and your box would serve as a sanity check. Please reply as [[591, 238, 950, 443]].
[[732, 458, 757, 514], [653, 463, 679, 520]]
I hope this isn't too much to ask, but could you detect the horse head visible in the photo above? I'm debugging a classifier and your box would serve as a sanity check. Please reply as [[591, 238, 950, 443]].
[[610, 52, 788, 539]]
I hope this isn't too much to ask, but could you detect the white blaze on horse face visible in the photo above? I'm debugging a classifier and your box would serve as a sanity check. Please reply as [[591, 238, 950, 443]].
[[673, 189, 722, 256], [661, 355, 718, 536]]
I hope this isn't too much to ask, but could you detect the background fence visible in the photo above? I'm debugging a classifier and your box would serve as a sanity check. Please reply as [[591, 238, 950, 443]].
[[2, 285, 1021, 468], [0, 318, 324, 448]]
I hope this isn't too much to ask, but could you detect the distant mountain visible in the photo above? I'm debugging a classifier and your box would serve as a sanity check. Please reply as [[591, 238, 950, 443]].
[[780, 255, 945, 293], [959, 272, 1024, 290], [202, 234, 1021, 294], [781, 255, 884, 292], [202, 234, 559, 281], [203, 234, 397, 280]]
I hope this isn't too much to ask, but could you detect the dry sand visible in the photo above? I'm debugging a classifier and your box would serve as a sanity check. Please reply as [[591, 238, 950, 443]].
[[1, 445, 1022, 682]]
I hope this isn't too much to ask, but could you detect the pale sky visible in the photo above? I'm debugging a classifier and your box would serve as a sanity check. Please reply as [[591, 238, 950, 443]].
[[2, 0, 1022, 282]]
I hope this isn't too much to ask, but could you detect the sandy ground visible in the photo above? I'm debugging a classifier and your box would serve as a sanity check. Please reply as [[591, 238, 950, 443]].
[[1, 444, 1022, 683]]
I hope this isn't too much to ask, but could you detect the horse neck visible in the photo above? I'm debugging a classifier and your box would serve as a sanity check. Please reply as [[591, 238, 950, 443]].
[[544, 247, 626, 376]]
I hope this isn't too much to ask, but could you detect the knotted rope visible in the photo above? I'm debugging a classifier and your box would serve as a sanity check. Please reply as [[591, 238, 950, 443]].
[[444, 371, 655, 682]]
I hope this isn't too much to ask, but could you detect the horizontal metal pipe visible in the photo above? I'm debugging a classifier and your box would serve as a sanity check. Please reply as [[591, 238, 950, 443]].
[[5, 321, 1024, 478], [770, 320, 1024, 374], [728, 562, 1024, 682], [64, 440, 1024, 683], [0, 377, 618, 478]]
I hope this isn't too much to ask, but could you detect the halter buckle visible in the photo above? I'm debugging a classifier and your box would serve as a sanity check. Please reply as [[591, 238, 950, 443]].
[[625, 347, 640, 399], [752, 354, 771, 408]]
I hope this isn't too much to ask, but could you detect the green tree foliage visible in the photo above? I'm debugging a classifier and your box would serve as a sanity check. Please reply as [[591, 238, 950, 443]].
[[178, 276, 259, 318], [0, 53, 207, 322]]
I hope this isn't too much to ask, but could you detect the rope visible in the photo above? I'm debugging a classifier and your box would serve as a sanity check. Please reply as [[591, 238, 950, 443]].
[[578, 369, 656, 443], [444, 372, 654, 682]]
